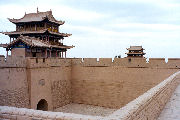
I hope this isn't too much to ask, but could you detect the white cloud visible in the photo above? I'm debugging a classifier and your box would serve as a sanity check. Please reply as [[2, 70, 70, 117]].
[[0, 0, 180, 58], [0, 2, 106, 22]]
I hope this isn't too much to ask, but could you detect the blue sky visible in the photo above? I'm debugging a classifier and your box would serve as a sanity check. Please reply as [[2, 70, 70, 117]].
[[0, 0, 180, 58]]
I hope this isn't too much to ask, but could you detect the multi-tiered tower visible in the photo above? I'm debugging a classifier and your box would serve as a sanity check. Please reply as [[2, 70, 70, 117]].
[[126, 46, 145, 58], [0, 9, 74, 58]]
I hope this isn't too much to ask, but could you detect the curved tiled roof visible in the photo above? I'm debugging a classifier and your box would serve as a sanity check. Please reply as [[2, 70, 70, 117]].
[[127, 46, 144, 50], [8, 11, 64, 25], [5, 36, 74, 49], [1, 29, 72, 37]]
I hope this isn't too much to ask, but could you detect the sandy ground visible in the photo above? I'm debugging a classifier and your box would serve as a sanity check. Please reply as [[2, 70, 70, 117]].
[[54, 103, 117, 117]]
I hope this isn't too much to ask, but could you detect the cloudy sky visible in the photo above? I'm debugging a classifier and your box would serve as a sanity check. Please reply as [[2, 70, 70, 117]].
[[0, 0, 180, 58]]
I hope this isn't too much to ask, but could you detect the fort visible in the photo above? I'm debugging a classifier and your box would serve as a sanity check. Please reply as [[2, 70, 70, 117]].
[[0, 9, 180, 120]]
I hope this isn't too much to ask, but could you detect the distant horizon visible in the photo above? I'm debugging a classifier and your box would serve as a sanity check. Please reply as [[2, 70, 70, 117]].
[[0, 0, 180, 58]]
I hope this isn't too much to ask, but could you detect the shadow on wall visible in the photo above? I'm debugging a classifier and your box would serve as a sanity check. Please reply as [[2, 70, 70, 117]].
[[37, 99, 48, 111]]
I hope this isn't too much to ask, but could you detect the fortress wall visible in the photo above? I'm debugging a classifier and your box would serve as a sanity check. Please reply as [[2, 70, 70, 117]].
[[1, 57, 180, 111], [26, 57, 71, 68], [105, 71, 180, 120], [0, 106, 102, 120], [83, 58, 98, 66], [122, 58, 147, 67], [99, 58, 112, 66], [71, 58, 179, 109], [1, 71, 180, 120], [27, 67, 54, 110], [0, 56, 26, 68], [26, 58, 72, 110], [167, 58, 180, 68], [50, 67, 72, 109], [0, 56, 29, 108], [149, 58, 167, 68], [71, 58, 180, 68]]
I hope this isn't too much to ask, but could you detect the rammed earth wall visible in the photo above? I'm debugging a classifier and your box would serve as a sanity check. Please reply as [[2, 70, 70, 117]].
[[0, 56, 180, 111], [0, 56, 29, 108], [0, 71, 180, 120]]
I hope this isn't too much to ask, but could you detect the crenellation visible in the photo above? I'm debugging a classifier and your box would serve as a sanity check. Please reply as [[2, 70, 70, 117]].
[[0, 56, 26, 68], [167, 58, 180, 69], [26, 57, 49, 68], [83, 58, 98, 66], [23, 57, 180, 69], [98, 58, 112, 66], [26, 58, 72, 68], [148, 58, 166, 68], [0, 55, 5, 62], [49, 58, 72, 67], [71, 58, 83, 65], [125, 58, 147, 68]]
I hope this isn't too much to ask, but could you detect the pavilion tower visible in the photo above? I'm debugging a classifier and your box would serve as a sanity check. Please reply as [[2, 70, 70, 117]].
[[0, 9, 74, 58], [126, 46, 145, 58]]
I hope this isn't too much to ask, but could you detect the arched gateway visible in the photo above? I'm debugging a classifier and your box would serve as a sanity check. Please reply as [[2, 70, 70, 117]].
[[37, 99, 48, 111]]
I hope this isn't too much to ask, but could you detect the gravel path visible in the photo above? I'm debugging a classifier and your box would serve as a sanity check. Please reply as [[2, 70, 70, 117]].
[[54, 103, 117, 117]]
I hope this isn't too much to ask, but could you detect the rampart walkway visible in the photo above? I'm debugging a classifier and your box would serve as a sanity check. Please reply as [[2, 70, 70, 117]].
[[158, 83, 180, 120]]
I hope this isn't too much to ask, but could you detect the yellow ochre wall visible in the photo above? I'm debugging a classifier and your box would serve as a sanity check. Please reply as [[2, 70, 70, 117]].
[[0, 57, 180, 110]]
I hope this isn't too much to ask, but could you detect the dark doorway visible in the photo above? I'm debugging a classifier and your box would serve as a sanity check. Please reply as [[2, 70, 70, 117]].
[[32, 52, 36, 57], [37, 99, 48, 111]]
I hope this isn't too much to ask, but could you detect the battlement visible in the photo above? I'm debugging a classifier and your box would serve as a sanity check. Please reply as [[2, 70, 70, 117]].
[[71, 58, 180, 69], [26, 57, 72, 68], [0, 56, 26, 68], [1, 57, 180, 69]]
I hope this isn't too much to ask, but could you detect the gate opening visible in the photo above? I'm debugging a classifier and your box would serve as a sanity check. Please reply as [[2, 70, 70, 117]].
[[37, 99, 48, 111]]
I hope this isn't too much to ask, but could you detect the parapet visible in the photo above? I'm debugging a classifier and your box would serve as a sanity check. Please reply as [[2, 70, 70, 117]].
[[1, 56, 180, 69], [0, 106, 103, 120], [148, 58, 166, 68], [167, 58, 180, 69], [105, 71, 180, 120], [26, 57, 72, 68], [71, 57, 180, 69], [0, 56, 26, 68]]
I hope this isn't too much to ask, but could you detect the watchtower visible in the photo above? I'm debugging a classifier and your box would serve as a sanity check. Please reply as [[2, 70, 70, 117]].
[[126, 46, 145, 58], [0, 9, 74, 57]]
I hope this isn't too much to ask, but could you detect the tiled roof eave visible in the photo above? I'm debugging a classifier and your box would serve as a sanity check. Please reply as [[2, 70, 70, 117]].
[[5, 36, 74, 50], [1, 30, 72, 37]]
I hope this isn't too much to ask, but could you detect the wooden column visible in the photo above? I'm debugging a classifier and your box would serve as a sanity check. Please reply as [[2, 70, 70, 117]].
[[10, 37, 11, 43], [56, 50, 57, 57], [48, 36, 49, 43], [65, 51, 66, 58], [45, 49, 47, 58], [51, 24, 53, 31], [50, 50, 52, 58], [62, 52, 63, 58], [45, 23, 47, 29], [24, 24, 26, 31], [35, 24, 37, 31]]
